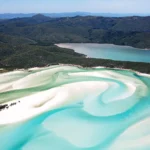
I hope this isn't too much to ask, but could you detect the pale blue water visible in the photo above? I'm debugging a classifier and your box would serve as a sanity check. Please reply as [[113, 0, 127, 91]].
[[0, 66, 150, 150], [57, 43, 150, 63]]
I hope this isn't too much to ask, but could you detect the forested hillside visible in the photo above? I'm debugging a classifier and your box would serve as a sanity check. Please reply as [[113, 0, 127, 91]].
[[0, 15, 150, 48], [0, 15, 150, 73]]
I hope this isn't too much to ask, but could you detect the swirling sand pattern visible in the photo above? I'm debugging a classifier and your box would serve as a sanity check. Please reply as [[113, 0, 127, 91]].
[[0, 65, 150, 150]]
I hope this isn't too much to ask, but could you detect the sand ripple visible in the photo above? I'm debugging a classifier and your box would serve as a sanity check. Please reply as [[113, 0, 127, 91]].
[[0, 65, 149, 150]]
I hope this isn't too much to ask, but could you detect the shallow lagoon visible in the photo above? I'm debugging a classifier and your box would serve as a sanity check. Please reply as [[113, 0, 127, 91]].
[[0, 65, 150, 150], [57, 43, 150, 63]]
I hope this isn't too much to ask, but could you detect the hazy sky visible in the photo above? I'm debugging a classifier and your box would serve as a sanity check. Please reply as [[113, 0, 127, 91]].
[[0, 0, 149, 14]]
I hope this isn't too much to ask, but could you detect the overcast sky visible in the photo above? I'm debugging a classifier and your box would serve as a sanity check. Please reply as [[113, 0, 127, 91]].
[[0, 0, 149, 14]]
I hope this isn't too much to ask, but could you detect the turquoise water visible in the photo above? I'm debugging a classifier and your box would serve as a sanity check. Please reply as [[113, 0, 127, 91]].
[[0, 65, 150, 150], [57, 43, 150, 62]]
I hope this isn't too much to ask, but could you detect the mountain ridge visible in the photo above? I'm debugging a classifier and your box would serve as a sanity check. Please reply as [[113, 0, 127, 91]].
[[0, 12, 149, 19]]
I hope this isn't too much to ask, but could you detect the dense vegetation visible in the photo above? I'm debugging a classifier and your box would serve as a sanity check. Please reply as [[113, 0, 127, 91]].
[[0, 15, 150, 48], [0, 15, 150, 73]]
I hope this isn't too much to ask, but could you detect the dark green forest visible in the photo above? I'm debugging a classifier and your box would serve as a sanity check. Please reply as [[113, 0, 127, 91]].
[[0, 15, 150, 73]]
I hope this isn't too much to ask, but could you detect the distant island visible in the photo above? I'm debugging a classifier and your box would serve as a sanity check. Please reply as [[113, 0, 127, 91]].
[[0, 14, 150, 73], [0, 12, 150, 19]]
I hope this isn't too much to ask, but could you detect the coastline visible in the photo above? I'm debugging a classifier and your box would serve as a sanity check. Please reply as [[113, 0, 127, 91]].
[[0, 63, 150, 76], [55, 43, 150, 51]]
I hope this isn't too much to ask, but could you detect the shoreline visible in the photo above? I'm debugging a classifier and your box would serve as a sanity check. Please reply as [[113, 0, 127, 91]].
[[1, 43, 150, 74], [55, 43, 150, 51], [0, 63, 150, 76]]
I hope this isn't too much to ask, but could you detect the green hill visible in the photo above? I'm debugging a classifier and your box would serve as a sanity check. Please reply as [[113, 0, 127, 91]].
[[0, 15, 150, 48], [0, 15, 150, 73]]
